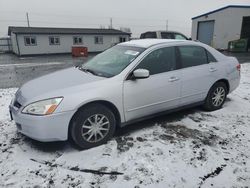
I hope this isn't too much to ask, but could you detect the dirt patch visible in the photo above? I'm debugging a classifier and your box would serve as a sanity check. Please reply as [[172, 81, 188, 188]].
[[160, 124, 219, 146], [115, 136, 134, 153], [199, 164, 227, 187]]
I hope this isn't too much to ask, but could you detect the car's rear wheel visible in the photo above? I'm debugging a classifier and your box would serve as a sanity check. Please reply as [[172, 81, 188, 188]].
[[70, 104, 116, 149], [203, 82, 227, 111]]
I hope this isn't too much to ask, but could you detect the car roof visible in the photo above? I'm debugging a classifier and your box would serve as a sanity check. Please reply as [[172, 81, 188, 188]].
[[143, 30, 185, 34], [119, 39, 196, 48]]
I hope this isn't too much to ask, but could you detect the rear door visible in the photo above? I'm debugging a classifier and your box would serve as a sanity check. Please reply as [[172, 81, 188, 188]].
[[177, 45, 218, 105]]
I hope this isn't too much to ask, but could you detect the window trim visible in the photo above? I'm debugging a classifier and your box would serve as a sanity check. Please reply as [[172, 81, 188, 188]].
[[176, 45, 211, 69], [24, 36, 37, 46], [126, 46, 179, 80], [49, 36, 60, 45], [95, 36, 103, 44], [119, 36, 126, 43], [206, 50, 218, 63], [73, 36, 83, 45]]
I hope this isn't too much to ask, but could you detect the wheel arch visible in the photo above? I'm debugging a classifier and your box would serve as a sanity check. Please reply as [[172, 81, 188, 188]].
[[214, 79, 230, 94], [68, 100, 121, 140]]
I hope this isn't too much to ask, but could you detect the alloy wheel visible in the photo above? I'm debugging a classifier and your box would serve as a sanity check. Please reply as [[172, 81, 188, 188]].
[[81, 114, 110, 143], [212, 87, 225, 107]]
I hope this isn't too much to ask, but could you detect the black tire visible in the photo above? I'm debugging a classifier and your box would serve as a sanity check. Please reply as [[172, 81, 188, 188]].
[[70, 104, 116, 150], [203, 82, 227, 111]]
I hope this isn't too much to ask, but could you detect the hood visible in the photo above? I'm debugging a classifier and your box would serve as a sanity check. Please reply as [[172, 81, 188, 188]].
[[16, 67, 105, 105]]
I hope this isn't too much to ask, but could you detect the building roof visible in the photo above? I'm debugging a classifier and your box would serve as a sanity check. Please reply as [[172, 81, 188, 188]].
[[8, 26, 131, 36], [119, 39, 193, 48], [192, 5, 250, 20]]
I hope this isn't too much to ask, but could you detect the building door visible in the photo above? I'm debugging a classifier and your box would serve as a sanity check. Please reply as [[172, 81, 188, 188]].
[[197, 20, 215, 46]]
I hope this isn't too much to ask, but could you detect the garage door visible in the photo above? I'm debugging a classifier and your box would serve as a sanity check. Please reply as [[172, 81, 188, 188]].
[[241, 16, 250, 38], [197, 21, 215, 46]]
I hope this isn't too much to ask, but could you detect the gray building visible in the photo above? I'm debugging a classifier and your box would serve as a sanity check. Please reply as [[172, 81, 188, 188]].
[[191, 5, 250, 50], [8, 26, 131, 56]]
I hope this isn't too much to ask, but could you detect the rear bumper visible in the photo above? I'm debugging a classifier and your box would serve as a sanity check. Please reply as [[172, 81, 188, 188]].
[[229, 74, 240, 93], [9, 104, 75, 142]]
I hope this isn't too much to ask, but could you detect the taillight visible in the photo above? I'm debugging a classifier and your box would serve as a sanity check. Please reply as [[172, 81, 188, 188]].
[[237, 64, 241, 71]]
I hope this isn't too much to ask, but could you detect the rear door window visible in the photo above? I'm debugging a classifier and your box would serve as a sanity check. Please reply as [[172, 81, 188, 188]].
[[206, 51, 217, 62], [178, 46, 208, 68]]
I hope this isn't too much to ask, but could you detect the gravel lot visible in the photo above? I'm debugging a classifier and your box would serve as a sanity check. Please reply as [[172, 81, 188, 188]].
[[0, 53, 93, 88]]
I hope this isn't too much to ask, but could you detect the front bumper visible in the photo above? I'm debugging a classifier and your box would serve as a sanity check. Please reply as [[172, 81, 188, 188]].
[[9, 104, 75, 142]]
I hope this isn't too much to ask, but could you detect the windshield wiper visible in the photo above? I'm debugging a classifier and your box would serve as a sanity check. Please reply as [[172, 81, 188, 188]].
[[78, 67, 108, 77]]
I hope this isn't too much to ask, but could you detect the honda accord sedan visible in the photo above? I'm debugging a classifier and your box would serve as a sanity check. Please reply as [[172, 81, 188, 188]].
[[9, 39, 240, 149]]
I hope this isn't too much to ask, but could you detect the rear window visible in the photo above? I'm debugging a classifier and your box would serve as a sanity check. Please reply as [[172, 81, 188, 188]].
[[161, 32, 173, 39], [140, 32, 157, 39]]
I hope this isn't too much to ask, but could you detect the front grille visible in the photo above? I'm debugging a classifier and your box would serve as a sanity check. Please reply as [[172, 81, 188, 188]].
[[13, 100, 22, 109]]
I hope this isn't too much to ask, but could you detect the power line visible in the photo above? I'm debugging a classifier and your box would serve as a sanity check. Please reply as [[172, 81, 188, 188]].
[[1, 10, 191, 24], [0, 18, 191, 28]]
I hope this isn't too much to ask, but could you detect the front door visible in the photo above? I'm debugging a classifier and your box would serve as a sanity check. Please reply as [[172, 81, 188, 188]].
[[123, 46, 181, 122]]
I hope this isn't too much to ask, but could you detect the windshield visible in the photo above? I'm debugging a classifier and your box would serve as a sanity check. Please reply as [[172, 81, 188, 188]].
[[81, 45, 145, 77]]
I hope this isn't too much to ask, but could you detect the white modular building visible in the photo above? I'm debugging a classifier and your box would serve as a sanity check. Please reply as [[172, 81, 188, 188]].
[[191, 5, 250, 50], [8, 26, 131, 56]]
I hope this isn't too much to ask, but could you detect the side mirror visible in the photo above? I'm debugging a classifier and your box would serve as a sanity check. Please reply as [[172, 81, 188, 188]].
[[132, 69, 150, 79]]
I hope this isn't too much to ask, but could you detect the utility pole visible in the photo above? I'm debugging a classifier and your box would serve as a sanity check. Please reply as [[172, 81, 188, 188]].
[[110, 17, 113, 29], [26, 12, 30, 27], [166, 20, 168, 31]]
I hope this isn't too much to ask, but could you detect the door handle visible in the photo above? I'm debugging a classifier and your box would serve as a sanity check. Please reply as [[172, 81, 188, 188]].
[[168, 76, 179, 82], [209, 67, 217, 72]]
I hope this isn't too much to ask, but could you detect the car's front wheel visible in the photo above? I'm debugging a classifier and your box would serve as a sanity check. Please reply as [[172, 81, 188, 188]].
[[203, 82, 227, 111], [70, 104, 116, 149]]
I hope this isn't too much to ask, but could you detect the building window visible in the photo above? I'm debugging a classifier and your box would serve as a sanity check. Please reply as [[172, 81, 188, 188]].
[[119, 37, 126, 43], [49, 36, 60, 45], [95, 36, 103, 44], [24, 36, 37, 46], [73, 36, 83, 45]]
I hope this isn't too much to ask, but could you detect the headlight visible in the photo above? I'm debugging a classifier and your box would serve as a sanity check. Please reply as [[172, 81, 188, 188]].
[[22, 97, 63, 115]]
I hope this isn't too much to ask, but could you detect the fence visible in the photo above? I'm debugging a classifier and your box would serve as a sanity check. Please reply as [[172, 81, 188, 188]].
[[0, 37, 12, 52]]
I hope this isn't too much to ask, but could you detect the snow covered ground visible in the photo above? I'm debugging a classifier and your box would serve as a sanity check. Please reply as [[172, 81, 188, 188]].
[[0, 64, 250, 188]]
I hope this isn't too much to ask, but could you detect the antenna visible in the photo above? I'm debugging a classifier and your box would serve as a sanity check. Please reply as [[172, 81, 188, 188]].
[[166, 20, 168, 31], [110, 17, 113, 29], [26, 12, 30, 27]]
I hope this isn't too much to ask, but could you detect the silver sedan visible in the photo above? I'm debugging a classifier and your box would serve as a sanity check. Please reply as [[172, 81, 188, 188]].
[[9, 39, 240, 149]]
